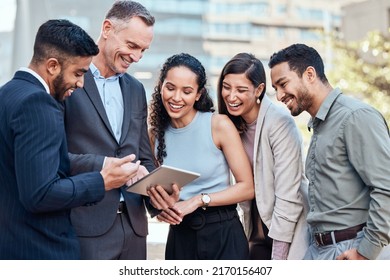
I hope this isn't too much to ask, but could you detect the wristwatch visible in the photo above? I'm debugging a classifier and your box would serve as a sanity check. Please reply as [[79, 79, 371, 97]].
[[201, 193, 211, 210]]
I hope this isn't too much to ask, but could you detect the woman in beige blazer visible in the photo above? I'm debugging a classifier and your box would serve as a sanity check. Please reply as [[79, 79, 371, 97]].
[[217, 53, 309, 260]]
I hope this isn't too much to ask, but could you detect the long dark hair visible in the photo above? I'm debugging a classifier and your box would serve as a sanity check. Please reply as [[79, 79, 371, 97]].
[[217, 53, 266, 133], [149, 53, 214, 164]]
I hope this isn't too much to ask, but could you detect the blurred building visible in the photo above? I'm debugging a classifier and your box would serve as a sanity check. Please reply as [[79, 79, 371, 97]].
[[10, 0, 114, 77], [0, 32, 13, 85], [142, 0, 365, 97], [1, 0, 370, 97], [342, 0, 390, 41]]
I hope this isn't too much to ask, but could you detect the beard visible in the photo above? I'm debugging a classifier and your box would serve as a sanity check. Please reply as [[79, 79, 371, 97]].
[[290, 84, 312, 116], [52, 72, 68, 101]]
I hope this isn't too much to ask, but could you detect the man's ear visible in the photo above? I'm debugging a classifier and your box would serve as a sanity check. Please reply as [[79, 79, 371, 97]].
[[304, 66, 317, 83], [102, 19, 114, 39], [46, 58, 61, 76]]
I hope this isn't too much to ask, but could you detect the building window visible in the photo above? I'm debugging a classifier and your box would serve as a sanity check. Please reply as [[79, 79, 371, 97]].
[[296, 7, 323, 21], [276, 27, 285, 38], [155, 18, 202, 36], [300, 29, 320, 41], [276, 4, 287, 16]]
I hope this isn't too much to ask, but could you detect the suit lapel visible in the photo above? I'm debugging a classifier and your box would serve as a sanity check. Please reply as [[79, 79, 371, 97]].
[[119, 76, 131, 145], [83, 70, 116, 139], [253, 95, 272, 172]]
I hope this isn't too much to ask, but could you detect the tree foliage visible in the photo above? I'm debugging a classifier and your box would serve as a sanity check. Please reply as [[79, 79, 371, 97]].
[[327, 29, 390, 124]]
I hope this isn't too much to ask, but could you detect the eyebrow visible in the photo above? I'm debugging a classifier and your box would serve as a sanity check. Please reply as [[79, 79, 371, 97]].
[[165, 82, 194, 90], [182, 85, 195, 90], [127, 40, 139, 48], [272, 77, 286, 89], [126, 39, 148, 51], [222, 82, 249, 89]]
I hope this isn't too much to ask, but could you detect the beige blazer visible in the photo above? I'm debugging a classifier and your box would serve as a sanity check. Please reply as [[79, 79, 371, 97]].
[[240, 95, 309, 259]]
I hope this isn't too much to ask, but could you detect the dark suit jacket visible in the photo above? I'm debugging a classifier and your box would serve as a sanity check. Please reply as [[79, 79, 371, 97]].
[[63, 70, 156, 238], [0, 71, 105, 259]]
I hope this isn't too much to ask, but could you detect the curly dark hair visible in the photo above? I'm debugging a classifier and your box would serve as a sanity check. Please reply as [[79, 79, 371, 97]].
[[149, 53, 214, 164]]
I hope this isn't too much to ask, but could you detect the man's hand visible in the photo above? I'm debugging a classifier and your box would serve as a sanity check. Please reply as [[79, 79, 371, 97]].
[[123, 163, 149, 186], [100, 154, 139, 191], [336, 248, 368, 260]]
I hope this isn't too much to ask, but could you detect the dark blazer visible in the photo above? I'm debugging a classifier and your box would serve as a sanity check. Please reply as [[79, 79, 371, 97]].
[[0, 71, 105, 259], [63, 70, 156, 238]]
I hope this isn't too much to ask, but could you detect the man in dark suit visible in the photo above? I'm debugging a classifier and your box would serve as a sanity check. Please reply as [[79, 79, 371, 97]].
[[0, 19, 140, 260], [63, 1, 179, 259]]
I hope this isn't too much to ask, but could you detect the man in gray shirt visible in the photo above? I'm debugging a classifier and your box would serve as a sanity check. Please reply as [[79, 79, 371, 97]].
[[268, 43, 390, 260]]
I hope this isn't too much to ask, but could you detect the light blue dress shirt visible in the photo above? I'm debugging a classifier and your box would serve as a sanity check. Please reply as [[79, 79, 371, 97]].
[[90, 63, 124, 143]]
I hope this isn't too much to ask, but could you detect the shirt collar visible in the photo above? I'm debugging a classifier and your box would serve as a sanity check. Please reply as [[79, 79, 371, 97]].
[[308, 87, 342, 130], [19, 67, 50, 94], [90, 63, 124, 80]]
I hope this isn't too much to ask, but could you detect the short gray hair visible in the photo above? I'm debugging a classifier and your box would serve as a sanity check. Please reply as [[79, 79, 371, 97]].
[[105, 0, 155, 28]]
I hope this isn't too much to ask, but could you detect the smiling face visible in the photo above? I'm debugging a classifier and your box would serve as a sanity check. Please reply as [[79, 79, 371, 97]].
[[221, 73, 262, 124], [161, 66, 201, 128], [50, 56, 91, 101], [271, 62, 313, 116], [97, 16, 153, 77]]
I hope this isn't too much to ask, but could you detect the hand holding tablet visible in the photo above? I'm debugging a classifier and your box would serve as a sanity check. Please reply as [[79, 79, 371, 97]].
[[125, 165, 200, 196]]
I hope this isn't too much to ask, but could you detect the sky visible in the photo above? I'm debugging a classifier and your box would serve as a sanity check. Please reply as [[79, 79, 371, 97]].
[[0, 0, 16, 32]]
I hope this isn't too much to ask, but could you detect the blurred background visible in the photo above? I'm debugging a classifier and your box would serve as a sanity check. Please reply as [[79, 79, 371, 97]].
[[1, 0, 389, 132], [1, 0, 389, 259]]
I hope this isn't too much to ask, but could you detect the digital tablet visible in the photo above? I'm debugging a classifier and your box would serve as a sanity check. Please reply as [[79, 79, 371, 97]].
[[125, 165, 200, 196]]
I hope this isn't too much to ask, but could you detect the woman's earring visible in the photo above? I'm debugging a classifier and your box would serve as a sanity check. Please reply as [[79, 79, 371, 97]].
[[256, 98, 260, 104]]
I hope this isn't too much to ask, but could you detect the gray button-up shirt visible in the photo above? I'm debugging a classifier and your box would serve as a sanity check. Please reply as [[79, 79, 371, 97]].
[[306, 87, 390, 259]]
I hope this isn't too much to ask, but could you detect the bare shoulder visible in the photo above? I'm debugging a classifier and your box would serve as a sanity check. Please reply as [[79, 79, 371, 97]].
[[211, 113, 236, 133], [211, 113, 239, 149]]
